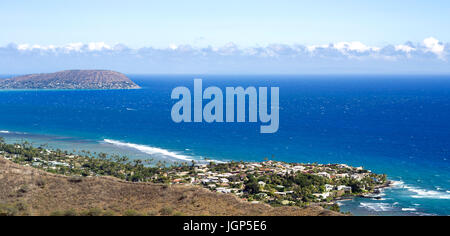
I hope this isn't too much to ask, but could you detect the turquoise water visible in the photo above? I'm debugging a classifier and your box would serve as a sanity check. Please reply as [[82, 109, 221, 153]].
[[0, 75, 449, 215]]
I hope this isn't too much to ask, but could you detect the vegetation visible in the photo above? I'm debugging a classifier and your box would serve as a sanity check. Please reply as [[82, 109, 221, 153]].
[[0, 138, 388, 214]]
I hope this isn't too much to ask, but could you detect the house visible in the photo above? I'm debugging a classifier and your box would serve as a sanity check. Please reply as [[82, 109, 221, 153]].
[[256, 193, 268, 198], [337, 185, 346, 190], [48, 161, 70, 167], [338, 164, 351, 169], [173, 179, 183, 183], [208, 184, 216, 189], [313, 192, 331, 199], [325, 184, 334, 192], [317, 172, 331, 178], [336, 173, 349, 178], [337, 185, 352, 192], [281, 200, 290, 205], [351, 174, 363, 181], [292, 166, 306, 172], [176, 171, 189, 176], [216, 187, 232, 193]]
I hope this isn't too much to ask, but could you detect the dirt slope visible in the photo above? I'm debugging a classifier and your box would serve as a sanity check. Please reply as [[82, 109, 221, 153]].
[[0, 157, 341, 216]]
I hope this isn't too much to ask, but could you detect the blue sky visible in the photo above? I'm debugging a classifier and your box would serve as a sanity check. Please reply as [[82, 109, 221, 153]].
[[1, 0, 449, 74], [2, 0, 450, 47]]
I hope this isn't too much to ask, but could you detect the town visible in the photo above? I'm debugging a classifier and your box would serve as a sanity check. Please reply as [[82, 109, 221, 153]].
[[0, 138, 388, 212]]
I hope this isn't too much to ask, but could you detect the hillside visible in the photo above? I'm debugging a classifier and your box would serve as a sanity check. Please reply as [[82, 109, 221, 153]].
[[0, 157, 341, 216], [0, 70, 140, 90]]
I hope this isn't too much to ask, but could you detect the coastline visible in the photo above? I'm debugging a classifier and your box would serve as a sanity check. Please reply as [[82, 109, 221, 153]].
[[0, 137, 389, 215], [0, 87, 142, 92], [332, 181, 394, 203], [1, 128, 449, 216]]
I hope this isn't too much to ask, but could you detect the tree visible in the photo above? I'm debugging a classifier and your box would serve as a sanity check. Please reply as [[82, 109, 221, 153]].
[[244, 176, 260, 194]]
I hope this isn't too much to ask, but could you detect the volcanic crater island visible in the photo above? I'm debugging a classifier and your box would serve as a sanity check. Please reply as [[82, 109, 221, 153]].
[[0, 70, 140, 90]]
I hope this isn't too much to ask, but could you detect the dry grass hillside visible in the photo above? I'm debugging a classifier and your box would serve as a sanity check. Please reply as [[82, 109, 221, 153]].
[[0, 157, 341, 216]]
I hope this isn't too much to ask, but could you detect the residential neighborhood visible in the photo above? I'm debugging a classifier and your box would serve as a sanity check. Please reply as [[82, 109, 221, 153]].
[[0, 139, 389, 210]]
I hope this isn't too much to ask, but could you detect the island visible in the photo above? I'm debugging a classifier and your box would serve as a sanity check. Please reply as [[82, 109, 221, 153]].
[[0, 70, 141, 90], [0, 138, 390, 216]]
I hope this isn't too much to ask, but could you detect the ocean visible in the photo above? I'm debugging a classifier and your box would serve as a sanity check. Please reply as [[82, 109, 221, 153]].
[[0, 75, 449, 216]]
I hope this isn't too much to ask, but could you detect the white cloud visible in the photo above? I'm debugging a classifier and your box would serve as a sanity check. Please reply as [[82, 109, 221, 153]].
[[169, 44, 178, 50], [16, 42, 114, 53], [63, 43, 84, 52], [17, 44, 56, 51], [87, 42, 112, 51], [3, 38, 448, 62], [333, 41, 379, 53], [306, 44, 329, 52], [423, 37, 445, 57], [395, 44, 416, 53]]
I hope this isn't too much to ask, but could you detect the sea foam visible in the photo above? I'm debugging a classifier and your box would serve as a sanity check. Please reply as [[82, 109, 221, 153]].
[[404, 186, 450, 200], [359, 203, 394, 212], [391, 180, 450, 200], [0, 130, 10, 134], [402, 208, 417, 212], [103, 139, 194, 161]]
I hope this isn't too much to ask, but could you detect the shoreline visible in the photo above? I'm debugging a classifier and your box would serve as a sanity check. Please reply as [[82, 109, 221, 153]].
[[333, 180, 394, 202], [2, 130, 448, 216], [0, 87, 141, 92], [0, 138, 389, 214]]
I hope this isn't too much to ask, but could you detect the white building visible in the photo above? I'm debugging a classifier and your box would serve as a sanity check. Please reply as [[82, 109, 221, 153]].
[[337, 185, 352, 192], [317, 172, 331, 178], [216, 187, 232, 193], [325, 184, 334, 192], [313, 192, 331, 199]]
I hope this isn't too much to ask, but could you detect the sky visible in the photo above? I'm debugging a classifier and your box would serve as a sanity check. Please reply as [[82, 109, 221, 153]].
[[1, 0, 450, 74]]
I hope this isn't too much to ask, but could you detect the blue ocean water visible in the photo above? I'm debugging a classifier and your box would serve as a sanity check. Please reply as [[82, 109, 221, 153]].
[[0, 75, 449, 215]]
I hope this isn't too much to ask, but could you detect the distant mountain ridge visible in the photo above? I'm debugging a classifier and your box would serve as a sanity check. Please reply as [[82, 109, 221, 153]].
[[0, 70, 140, 90]]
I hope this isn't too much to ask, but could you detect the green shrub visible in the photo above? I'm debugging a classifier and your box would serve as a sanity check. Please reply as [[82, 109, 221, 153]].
[[50, 210, 64, 216], [159, 206, 174, 216], [62, 209, 77, 216], [173, 211, 185, 216], [0, 204, 18, 216], [80, 208, 103, 216], [123, 209, 142, 216], [147, 210, 158, 216], [103, 210, 116, 216]]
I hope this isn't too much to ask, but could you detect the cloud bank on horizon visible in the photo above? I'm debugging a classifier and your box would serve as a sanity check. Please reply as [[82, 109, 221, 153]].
[[1, 37, 449, 75]]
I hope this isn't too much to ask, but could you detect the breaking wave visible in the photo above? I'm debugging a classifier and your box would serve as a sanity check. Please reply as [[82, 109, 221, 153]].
[[404, 186, 450, 200], [359, 203, 394, 212], [390, 180, 450, 200], [402, 208, 417, 212], [103, 139, 194, 161]]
